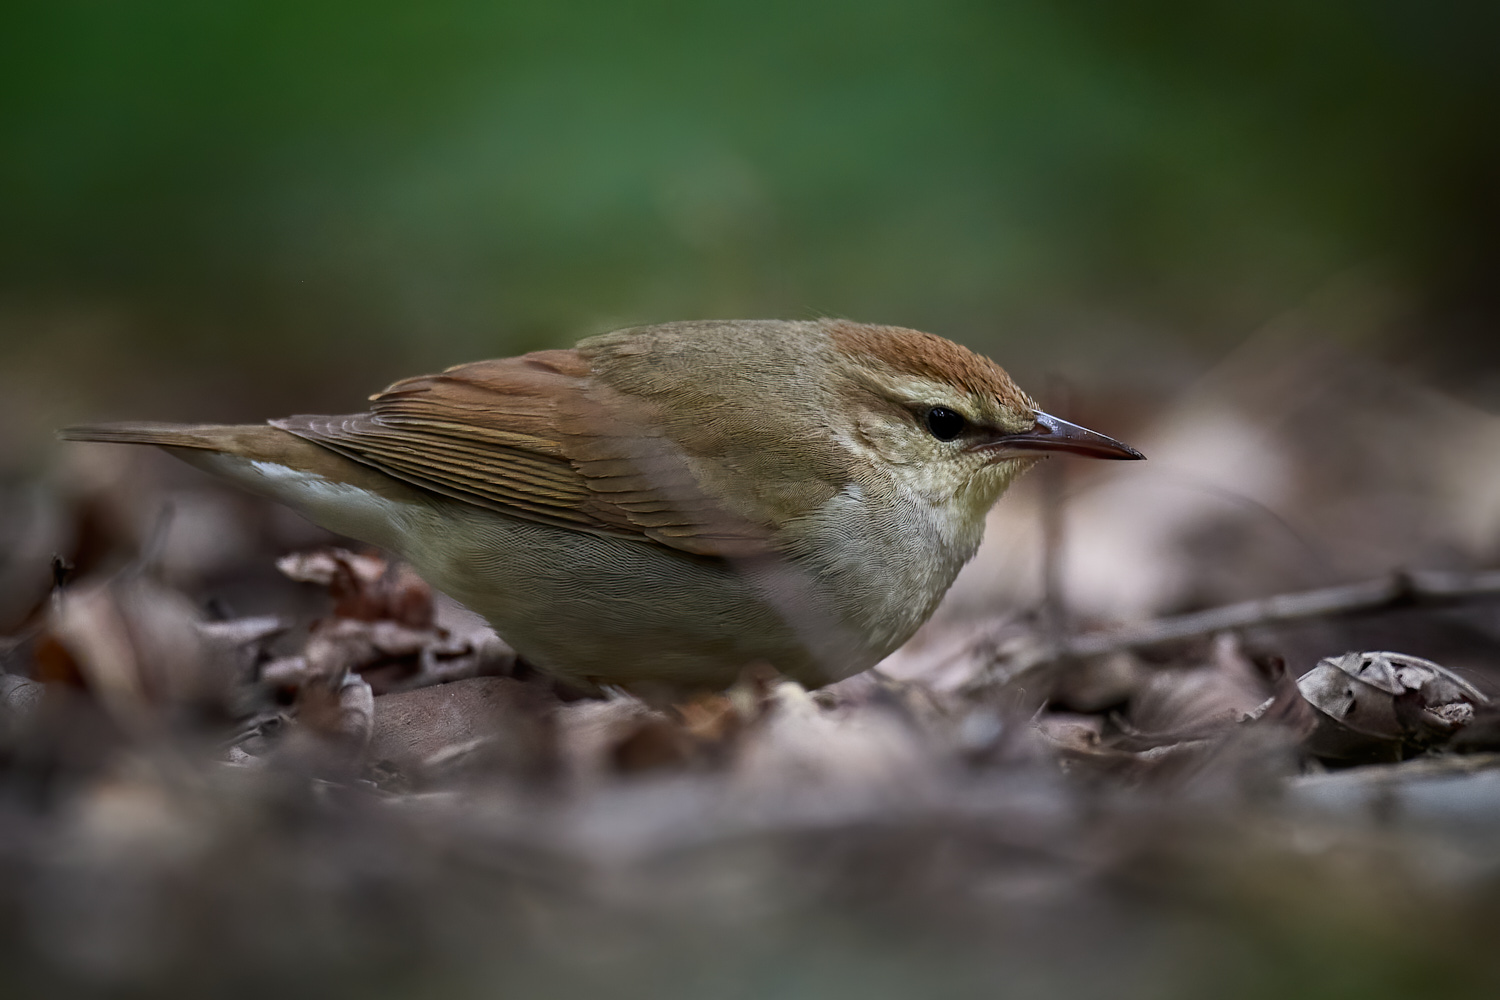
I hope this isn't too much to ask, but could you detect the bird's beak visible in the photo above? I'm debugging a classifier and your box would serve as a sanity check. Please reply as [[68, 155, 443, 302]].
[[974, 410, 1145, 461]]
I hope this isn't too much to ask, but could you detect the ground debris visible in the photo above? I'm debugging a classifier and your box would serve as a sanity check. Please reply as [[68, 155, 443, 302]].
[[1297, 651, 1492, 764], [266, 547, 517, 698], [6, 386, 1500, 998], [277, 547, 434, 627], [367, 676, 556, 787], [34, 575, 229, 730], [1, 672, 44, 717]]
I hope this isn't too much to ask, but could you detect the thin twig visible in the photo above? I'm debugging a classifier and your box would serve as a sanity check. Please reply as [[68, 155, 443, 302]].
[[971, 568, 1500, 692]]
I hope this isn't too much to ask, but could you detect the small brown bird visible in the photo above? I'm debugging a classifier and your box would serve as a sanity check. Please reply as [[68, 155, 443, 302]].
[[62, 319, 1141, 693]]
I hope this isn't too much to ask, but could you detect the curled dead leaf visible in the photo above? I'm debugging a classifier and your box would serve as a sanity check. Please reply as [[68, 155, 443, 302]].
[[1297, 651, 1490, 763], [270, 549, 515, 695], [276, 548, 433, 627]]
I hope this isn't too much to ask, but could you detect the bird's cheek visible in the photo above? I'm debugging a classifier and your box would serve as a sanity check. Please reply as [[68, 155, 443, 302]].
[[850, 415, 919, 466]]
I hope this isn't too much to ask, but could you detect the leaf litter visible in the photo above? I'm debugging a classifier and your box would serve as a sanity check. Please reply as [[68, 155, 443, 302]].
[[4, 345, 1500, 998]]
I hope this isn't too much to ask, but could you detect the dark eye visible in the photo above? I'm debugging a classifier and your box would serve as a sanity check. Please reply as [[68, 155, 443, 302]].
[[923, 406, 967, 441]]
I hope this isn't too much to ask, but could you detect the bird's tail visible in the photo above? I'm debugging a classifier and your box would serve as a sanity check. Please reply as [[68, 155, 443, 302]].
[[58, 421, 271, 452], [59, 420, 422, 551]]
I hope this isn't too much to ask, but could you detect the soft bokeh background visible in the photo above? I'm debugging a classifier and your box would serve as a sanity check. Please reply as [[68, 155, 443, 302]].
[[5, 0, 1500, 472], [6, 7, 1500, 999]]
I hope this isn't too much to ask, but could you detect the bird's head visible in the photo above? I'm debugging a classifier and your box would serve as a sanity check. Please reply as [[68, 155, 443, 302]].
[[824, 320, 1143, 526]]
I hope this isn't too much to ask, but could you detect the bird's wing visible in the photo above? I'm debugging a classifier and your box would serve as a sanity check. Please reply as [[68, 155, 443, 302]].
[[274, 349, 772, 557]]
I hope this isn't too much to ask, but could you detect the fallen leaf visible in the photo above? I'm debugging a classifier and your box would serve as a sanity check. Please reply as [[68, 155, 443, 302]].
[[366, 676, 555, 785], [44, 576, 225, 729], [293, 670, 375, 754], [277, 548, 433, 627], [1, 672, 44, 717], [1127, 634, 1269, 740], [1297, 651, 1490, 763]]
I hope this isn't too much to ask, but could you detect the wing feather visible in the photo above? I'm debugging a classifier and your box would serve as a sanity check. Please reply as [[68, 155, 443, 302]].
[[274, 350, 771, 557]]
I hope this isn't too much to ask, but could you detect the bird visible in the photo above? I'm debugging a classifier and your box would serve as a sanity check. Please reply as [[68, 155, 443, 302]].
[[61, 318, 1142, 694]]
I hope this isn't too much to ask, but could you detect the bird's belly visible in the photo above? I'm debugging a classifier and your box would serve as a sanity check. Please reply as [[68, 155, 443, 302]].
[[396, 501, 873, 691]]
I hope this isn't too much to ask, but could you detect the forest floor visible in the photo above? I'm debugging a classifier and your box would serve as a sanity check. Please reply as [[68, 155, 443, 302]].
[[4, 335, 1500, 999]]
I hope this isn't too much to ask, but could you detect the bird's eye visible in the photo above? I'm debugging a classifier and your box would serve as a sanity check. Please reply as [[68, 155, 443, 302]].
[[923, 406, 967, 441]]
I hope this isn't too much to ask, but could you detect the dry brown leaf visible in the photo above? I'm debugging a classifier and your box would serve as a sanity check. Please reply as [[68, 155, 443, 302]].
[[275, 547, 386, 589], [1048, 652, 1146, 714], [1241, 654, 1320, 740], [610, 716, 697, 774], [43, 576, 223, 729], [1033, 713, 1106, 755], [1, 672, 44, 717], [292, 671, 375, 753], [196, 615, 288, 674], [366, 676, 555, 785], [1297, 651, 1490, 763], [277, 547, 434, 627], [270, 549, 513, 696], [559, 697, 676, 785], [1126, 634, 1269, 740], [732, 681, 936, 801]]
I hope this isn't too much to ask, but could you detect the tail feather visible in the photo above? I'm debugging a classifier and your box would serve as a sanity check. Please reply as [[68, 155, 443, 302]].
[[58, 422, 266, 450], [58, 420, 368, 473], [58, 420, 425, 549]]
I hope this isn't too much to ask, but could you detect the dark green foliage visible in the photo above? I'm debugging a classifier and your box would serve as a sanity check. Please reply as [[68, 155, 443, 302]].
[[3, 1, 1496, 375]]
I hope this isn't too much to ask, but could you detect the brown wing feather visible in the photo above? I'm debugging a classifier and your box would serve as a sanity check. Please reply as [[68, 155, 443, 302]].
[[275, 349, 771, 557]]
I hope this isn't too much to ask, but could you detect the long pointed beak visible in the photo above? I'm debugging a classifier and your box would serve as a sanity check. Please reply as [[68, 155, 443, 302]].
[[974, 410, 1145, 461]]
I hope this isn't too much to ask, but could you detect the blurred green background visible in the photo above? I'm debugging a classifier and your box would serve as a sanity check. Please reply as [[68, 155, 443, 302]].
[[3, 0, 1498, 464]]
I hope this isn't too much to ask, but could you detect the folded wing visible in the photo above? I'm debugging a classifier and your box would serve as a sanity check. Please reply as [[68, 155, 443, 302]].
[[275, 349, 771, 557]]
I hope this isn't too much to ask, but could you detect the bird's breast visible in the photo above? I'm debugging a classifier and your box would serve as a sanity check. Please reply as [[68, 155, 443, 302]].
[[782, 481, 984, 659]]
